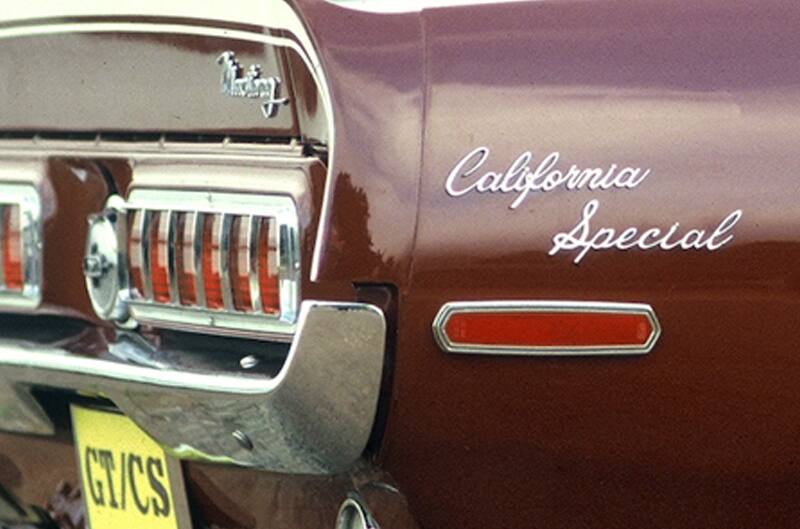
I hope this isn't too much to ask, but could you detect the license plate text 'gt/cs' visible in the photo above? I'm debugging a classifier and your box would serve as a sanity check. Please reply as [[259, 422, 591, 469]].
[[71, 405, 190, 529]]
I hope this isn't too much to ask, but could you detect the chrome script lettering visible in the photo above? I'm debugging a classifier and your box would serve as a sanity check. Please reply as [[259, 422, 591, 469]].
[[549, 199, 743, 264], [217, 51, 289, 119], [446, 147, 651, 209], [445, 147, 744, 264]]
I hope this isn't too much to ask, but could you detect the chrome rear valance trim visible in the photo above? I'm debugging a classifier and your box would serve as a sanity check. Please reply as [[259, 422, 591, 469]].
[[0, 301, 386, 474]]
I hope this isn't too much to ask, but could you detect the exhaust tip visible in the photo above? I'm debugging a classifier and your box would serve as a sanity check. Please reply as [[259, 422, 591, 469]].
[[336, 497, 378, 529]]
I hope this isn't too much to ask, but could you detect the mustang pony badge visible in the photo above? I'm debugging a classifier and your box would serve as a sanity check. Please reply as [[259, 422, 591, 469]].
[[217, 51, 289, 119]]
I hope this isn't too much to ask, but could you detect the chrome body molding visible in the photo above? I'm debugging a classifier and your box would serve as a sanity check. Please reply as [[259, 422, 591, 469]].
[[0, 135, 308, 163], [0, 176, 43, 311], [325, 0, 530, 13], [0, 301, 386, 473], [432, 300, 661, 356]]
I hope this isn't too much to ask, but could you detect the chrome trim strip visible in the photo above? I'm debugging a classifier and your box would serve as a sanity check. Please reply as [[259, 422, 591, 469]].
[[0, 137, 308, 162], [128, 303, 295, 342], [432, 300, 661, 356], [327, 0, 528, 12], [0, 301, 386, 473], [0, 205, 5, 288], [0, 1, 316, 26], [139, 210, 154, 301], [278, 221, 299, 322], [130, 209, 145, 298], [248, 216, 263, 313], [219, 214, 235, 311], [165, 210, 179, 304], [192, 212, 206, 308]]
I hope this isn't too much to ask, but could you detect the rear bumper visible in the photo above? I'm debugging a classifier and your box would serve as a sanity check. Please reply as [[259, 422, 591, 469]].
[[0, 301, 386, 474]]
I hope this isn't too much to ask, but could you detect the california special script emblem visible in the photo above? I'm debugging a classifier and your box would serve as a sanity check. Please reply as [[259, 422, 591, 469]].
[[217, 51, 289, 119]]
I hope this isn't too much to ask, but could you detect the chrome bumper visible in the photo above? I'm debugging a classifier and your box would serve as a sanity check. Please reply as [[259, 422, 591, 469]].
[[0, 301, 386, 474]]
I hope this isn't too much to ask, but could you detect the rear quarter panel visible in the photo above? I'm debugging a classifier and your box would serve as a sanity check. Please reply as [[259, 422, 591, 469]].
[[377, 1, 800, 528]]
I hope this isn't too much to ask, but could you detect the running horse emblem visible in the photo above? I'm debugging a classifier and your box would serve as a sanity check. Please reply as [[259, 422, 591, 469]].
[[217, 51, 289, 119]]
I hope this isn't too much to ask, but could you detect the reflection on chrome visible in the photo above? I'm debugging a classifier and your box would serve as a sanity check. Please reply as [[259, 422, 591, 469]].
[[0, 301, 386, 474]]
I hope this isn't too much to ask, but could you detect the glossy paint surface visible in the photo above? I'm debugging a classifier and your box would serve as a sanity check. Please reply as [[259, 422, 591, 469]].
[[2, 1, 800, 529], [0, 31, 298, 137], [298, 2, 424, 285], [371, 1, 800, 528]]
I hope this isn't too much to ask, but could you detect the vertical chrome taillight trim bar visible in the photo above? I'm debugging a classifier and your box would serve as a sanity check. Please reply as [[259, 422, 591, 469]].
[[248, 215, 262, 313], [278, 221, 299, 323], [20, 203, 39, 292], [219, 213, 234, 311], [0, 204, 5, 289], [129, 209, 143, 298], [192, 212, 206, 308], [165, 210, 179, 304], [138, 210, 154, 301]]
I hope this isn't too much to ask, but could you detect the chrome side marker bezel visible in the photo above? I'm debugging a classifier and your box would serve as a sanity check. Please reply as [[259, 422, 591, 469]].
[[433, 300, 661, 356]]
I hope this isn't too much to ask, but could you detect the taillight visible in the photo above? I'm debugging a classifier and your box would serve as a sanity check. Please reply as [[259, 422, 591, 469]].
[[258, 217, 280, 315], [201, 213, 225, 309], [150, 211, 171, 303], [2, 204, 22, 291], [175, 212, 198, 306], [103, 189, 299, 339], [230, 215, 253, 312], [0, 184, 42, 309]]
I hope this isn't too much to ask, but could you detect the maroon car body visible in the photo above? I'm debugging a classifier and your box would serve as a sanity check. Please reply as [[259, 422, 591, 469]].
[[2, 1, 800, 528]]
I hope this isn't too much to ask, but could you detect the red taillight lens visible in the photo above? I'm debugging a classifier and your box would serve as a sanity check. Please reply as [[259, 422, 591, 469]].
[[149, 212, 171, 303], [2, 205, 22, 291], [202, 214, 224, 309], [175, 212, 197, 305], [230, 216, 253, 311], [258, 218, 279, 314]]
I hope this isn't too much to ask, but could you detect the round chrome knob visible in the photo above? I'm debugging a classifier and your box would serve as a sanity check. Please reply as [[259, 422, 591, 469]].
[[84, 196, 130, 322]]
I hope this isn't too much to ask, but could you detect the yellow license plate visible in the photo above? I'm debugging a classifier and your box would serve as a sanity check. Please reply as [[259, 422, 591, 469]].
[[71, 405, 190, 529]]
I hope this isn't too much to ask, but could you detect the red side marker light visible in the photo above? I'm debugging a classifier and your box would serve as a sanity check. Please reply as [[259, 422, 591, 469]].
[[433, 301, 660, 356]]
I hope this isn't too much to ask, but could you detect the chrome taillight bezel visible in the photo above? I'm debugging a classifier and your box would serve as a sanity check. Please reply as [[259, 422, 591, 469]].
[[122, 188, 300, 341], [0, 182, 42, 310]]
